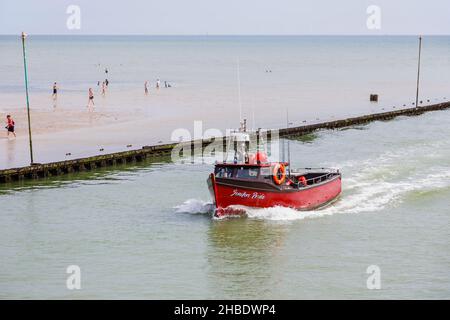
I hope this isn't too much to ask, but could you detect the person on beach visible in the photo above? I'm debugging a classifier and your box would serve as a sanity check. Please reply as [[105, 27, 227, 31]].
[[145, 81, 149, 95], [101, 81, 106, 96], [5, 115, 16, 138], [156, 79, 160, 89], [87, 88, 95, 110], [52, 82, 58, 100], [105, 78, 109, 87]]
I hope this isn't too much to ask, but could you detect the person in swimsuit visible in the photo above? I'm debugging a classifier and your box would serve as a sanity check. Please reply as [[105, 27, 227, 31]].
[[145, 81, 149, 95], [101, 81, 106, 97], [156, 79, 160, 89], [5, 115, 16, 138], [87, 88, 95, 110], [52, 82, 58, 100]]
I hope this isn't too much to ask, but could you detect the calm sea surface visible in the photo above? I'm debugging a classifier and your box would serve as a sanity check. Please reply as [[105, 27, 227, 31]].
[[0, 36, 449, 299]]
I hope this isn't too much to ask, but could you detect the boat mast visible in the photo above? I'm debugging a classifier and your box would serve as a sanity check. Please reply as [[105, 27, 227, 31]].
[[286, 108, 291, 177], [237, 58, 242, 123]]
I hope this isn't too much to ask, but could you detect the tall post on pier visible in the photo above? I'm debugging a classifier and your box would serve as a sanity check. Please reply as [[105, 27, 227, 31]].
[[415, 36, 422, 108], [21, 32, 35, 165]]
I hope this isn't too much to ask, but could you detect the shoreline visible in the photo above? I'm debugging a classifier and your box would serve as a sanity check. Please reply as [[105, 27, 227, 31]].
[[1, 100, 449, 183]]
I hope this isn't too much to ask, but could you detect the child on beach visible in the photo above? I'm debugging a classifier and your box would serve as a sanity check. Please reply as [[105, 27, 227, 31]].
[[5, 115, 16, 138], [87, 88, 95, 110]]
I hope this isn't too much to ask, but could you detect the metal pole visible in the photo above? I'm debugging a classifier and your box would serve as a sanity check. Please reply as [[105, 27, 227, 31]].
[[286, 108, 291, 177], [21, 32, 34, 165], [237, 58, 242, 123], [415, 36, 422, 108]]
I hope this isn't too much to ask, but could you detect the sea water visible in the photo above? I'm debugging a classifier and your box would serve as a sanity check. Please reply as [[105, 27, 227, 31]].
[[0, 36, 449, 299], [0, 108, 449, 299]]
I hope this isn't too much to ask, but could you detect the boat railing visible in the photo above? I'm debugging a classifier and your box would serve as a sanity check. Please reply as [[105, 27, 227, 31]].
[[289, 168, 340, 186]]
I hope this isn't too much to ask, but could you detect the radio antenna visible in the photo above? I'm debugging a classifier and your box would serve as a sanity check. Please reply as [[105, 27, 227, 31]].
[[237, 58, 242, 123], [286, 108, 291, 177]]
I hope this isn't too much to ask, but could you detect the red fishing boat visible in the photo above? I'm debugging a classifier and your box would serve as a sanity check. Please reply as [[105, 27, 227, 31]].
[[207, 124, 342, 218]]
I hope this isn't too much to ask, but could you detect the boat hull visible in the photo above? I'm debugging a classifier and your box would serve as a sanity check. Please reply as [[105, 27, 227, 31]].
[[208, 174, 342, 217]]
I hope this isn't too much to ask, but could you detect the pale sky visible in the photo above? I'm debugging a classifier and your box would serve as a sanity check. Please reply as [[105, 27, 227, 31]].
[[0, 0, 449, 35]]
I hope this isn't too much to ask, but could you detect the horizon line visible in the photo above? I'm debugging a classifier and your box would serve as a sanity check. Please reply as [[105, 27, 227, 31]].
[[1, 33, 450, 37]]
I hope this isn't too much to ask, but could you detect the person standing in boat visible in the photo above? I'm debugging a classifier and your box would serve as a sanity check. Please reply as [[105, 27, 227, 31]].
[[5, 115, 16, 138], [87, 88, 95, 111]]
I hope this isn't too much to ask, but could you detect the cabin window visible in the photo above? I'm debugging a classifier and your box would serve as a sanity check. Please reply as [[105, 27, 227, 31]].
[[235, 167, 259, 179], [260, 167, 272, 179], [215, 167, 234, 178]]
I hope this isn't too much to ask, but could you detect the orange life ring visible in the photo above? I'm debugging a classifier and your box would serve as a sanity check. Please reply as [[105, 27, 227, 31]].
[[272, 163, 286, 185]]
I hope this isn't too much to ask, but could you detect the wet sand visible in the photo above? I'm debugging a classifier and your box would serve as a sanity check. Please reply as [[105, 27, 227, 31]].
[[1, 86, 448, 170], [0, 87, 247, 169]]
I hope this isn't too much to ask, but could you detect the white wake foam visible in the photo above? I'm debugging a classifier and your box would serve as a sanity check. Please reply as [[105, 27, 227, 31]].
[[175, 167, 450, 221], [241, 205, 334, 221], [174, 199, 214, 214]]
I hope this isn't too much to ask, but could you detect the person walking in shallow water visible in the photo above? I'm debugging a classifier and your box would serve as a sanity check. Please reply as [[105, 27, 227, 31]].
[[5, 115, 16, 138], [101, 81, 106, 97], [156, 79, 160, 89], [145, 81, 149, 95], [87, 88, 95, 111], [52, 82, 58, 101]]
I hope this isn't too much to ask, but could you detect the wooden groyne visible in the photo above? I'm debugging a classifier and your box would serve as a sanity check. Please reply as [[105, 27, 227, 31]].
[[1, 101, 449, 183], [279, 101, 450, 136]]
